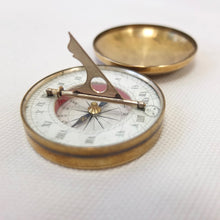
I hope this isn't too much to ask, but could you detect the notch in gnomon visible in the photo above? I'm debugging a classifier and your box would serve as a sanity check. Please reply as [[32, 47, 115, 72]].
[[67, 32, 122, 99]]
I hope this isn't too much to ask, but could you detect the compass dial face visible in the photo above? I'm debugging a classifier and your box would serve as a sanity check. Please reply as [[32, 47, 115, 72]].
[[23, 67, 164, 148]]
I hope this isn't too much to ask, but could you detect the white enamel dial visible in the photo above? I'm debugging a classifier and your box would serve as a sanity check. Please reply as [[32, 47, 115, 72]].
[[23, 67, 163, 148]]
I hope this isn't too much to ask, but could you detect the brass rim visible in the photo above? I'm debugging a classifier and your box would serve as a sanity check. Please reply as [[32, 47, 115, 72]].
[[93, 24, 197, 75], [27, 125, 163, 169]]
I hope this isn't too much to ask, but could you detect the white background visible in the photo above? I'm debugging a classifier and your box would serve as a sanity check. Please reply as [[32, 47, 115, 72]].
[[0, 0, 220, 219]]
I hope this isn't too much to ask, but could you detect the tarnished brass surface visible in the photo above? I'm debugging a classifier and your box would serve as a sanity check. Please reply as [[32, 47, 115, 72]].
[[93, 24, 197, 75]]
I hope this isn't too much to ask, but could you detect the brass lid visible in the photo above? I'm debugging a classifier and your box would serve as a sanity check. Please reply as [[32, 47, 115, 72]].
[[93, 24, 197, 75]]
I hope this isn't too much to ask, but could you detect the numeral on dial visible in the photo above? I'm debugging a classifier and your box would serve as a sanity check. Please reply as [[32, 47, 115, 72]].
[[55, 130, 67, 140], [41, 121, 52, 127], [115, 130, 125, 137], [136, 115, 145, 122], [36, 102, 45, 107], [85, 136, 96, 144]]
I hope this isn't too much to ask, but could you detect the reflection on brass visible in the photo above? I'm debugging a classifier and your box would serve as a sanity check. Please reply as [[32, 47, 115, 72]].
[[88, 102, 101, 115], [93, 24, 197, 75]]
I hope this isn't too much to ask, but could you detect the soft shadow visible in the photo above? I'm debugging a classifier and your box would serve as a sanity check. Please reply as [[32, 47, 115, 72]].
[[150, 60, 197, 84]]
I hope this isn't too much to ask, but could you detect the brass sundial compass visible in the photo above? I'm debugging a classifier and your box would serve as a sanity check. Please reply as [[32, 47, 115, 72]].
[[20, 33, 165, 169]]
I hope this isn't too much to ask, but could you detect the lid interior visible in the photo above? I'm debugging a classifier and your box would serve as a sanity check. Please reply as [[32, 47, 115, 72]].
[[94, 25, 197, 68]]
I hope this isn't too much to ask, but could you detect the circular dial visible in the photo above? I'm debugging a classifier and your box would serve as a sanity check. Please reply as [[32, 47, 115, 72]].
[[23, 67, 163, 149]]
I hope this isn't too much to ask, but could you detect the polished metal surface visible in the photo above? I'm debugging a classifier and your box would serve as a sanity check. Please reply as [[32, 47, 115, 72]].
[[94, 24, 197, 75], [46, 86, 146, 109]]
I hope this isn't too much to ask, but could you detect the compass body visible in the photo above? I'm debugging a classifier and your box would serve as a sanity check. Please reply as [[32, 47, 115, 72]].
[[21, 66, 165, 169]]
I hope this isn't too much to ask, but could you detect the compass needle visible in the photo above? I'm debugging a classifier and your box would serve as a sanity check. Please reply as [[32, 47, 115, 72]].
[[71, 113, 91, 128], [99, 102, 107, 107], [83, 115, 93, 131], [94, 116, 104, 129]]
